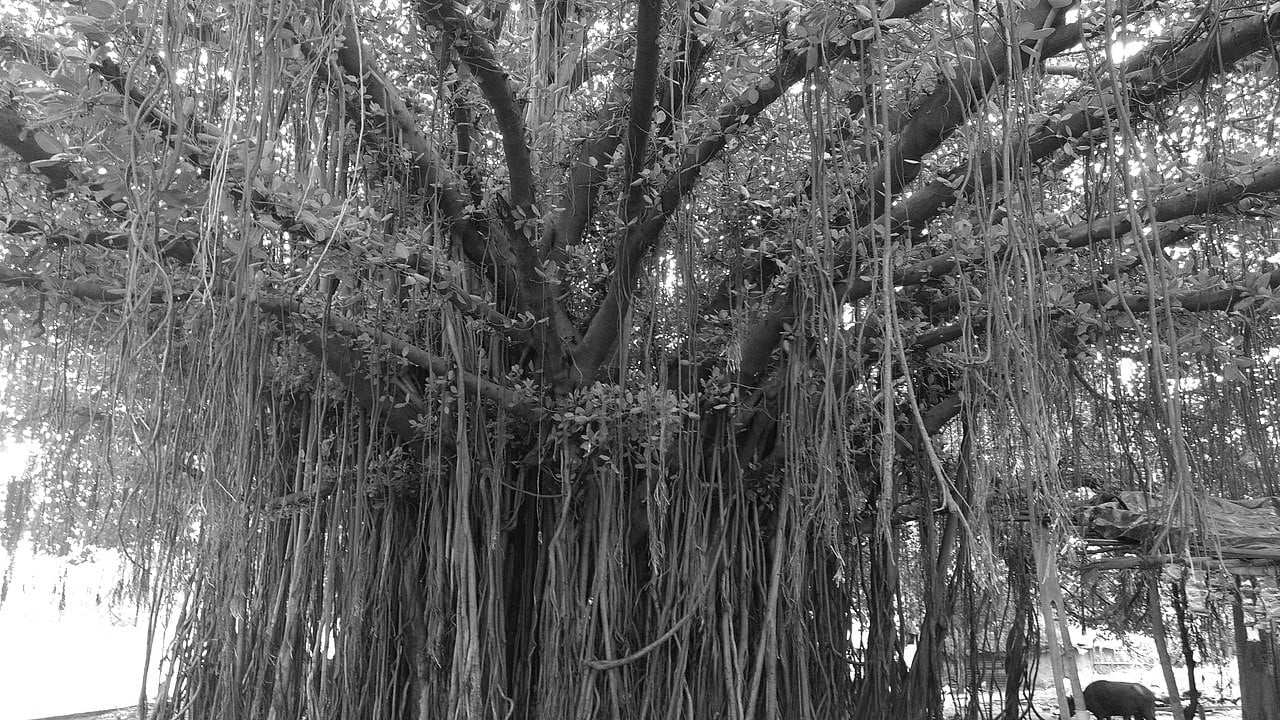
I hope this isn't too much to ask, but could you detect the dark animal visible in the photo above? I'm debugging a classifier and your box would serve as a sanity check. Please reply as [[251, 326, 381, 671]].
[[1066, 680, 1157, 720]]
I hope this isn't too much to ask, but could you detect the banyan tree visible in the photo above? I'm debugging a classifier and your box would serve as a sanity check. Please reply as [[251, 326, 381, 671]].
[[2, 0, 1280, 718]]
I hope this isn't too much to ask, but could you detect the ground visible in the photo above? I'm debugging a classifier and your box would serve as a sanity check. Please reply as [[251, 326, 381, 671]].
[[16, 701, 1249, 720], [1029, 697, 1245, 720]]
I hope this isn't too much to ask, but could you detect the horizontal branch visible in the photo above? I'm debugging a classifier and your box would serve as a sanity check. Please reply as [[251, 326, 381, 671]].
[[886, 156, 1280, 300], [0, 264, 187, 304], [1058, 162, 1280, 247], [1074, 269, 1280, 316], [3, 218, 197, 263], [418, 263, 536, 344], [894, 3, 1280, 234], [0, 256, 538, 423], [257, 296, 541, 419], [298, 331, 424, 450]]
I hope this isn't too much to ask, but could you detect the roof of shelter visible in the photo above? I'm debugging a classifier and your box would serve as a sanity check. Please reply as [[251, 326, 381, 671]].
[[1079, 491, 1280, 563]]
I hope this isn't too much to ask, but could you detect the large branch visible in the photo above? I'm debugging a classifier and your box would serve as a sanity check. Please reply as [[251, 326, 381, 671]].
[[732, 3, 1280, 392], [326, 11, 577, 385], [894, 5, 1280, 234], [886, 158, 1280, 303], [0, 103, 76, 192], [325, 15, 478, 249], [730, 157, 1280, 462], [733, 1, 1073, 389], [416, 0, 536, 208], [849, 1, 1071, 226], [258, 296, 539, 419], [1074, 270, 1280, 316], [572, 0, 936, 382], [10, 49, 522, 342], [700, 2, 1151, 319], [620, 0, 663, 221], [2, 91, 539, 427], [2, 219, 196, 263], [0, 265, 186, 304], [544, 97, 627, 264], [89, 57, 323, 248], [1, 41, 545, 456], [297, 331, 428, 454], [82, 25, 510, 335], [544, 4, 711, 267], [879, 159, 1280, 355]]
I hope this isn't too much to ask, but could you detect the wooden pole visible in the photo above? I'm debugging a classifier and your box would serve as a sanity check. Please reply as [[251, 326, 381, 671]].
[[1148, 568, 1185, 720], [1032, 521, 1087, 719]]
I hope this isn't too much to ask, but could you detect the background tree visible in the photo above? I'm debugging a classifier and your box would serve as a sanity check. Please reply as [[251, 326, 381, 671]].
[[2, 0, 1280, 719]]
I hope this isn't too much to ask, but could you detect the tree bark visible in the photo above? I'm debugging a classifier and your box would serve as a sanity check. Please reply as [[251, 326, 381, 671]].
[[1149, 570, 1185, 720], [1234, 579, 1280, 720]]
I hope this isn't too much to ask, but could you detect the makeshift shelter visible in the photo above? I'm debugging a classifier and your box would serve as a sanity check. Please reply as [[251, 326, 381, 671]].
[[1063, 491, 1280, 719], [1082, 492, 1280, 564]]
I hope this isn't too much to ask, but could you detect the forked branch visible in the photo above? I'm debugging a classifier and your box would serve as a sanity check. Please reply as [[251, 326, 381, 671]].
[[573, 0, 936, 381], [417, 0, 537, 208]]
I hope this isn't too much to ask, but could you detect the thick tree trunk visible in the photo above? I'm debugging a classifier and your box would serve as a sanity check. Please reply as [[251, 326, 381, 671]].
[[856, 534, 904, 720], [901, 492, 965, 719], [1002, 540, 1033, 720]]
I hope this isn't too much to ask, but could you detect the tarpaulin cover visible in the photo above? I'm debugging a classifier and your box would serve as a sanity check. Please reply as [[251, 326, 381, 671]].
[[1082, 491, 1280, 560]]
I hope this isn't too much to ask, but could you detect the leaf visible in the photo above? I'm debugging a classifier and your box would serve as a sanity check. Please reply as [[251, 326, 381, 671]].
[[34, 131, 62, 154], [83, 0, 117, 19], [65, 15, 110, 43], [851, 26, 877, 42], [9, 62, 54, 85]]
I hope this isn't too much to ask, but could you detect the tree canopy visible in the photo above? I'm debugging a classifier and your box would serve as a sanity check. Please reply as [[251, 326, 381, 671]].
[[2, 0, 1280, 718]]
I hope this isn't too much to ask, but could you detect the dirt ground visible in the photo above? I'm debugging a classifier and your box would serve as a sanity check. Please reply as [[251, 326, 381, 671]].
[[1027, 702, 1245, 720]]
